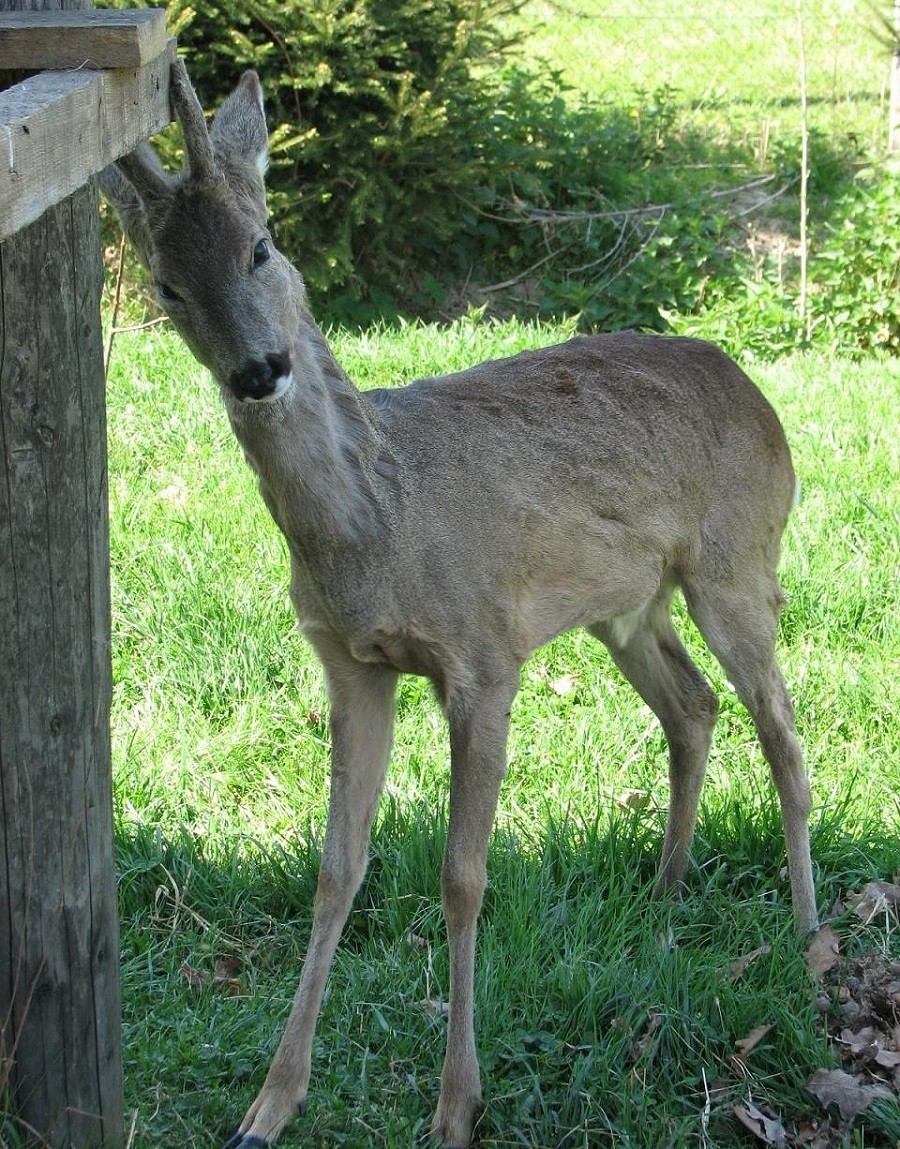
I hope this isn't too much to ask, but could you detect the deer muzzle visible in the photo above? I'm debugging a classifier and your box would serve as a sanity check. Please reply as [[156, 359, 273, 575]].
[[229, 351, 293, 403]]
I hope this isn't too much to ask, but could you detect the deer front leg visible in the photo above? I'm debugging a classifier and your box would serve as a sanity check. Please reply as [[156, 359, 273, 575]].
[[225, 658, 398, 1149], [433, 675, 518, 1148]]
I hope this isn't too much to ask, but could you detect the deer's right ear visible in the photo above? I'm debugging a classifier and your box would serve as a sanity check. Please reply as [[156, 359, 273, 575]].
[[99, 144, 171, 268], [210, 71, 269, 179]]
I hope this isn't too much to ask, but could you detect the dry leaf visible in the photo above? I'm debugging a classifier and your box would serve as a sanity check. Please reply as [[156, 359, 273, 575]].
[[212, 956, 243, 995], [731, 944, 772, 979], [805, 925, 841, 978], [793, 1119, 839, 1149], [213, 955, 241, 980], [631, 1010, 663, 1060], [839, 1026, 879, 1058], [701, 1078, 733, 1104], [736, 1024, 774, 1058], [732, 1100, 787, 1147], [839, 1026, 900, 1068], [618, 788, 651, 810], [847, 881, 900, 924], [657, 926, 676, 952], [158, 478, 188, 507], [806, 1067, 892, 1119]]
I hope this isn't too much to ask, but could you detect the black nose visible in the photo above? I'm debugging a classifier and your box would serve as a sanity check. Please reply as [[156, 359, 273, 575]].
[[229, 351, 292, 401]]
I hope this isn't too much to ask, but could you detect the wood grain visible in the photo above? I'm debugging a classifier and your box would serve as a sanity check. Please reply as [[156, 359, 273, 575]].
[[0, 177, 124, 1149], [0, 9, 167, 70], [0, 36, 175, 240], [0, 1, 125, 1144]]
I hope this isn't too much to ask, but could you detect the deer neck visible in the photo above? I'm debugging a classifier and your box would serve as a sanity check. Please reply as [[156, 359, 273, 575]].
[[225, 314, 388, 551]]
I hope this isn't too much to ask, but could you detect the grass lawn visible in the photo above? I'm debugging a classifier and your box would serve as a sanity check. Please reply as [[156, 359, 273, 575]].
[[515, 0, 891, 158], [89, 1, 900, 1146], [108, 321, 900, 1147]]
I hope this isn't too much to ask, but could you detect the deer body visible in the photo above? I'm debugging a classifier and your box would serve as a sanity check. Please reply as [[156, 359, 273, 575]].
[[238, 329, 791, 680], [104, 61, 817, 1149]]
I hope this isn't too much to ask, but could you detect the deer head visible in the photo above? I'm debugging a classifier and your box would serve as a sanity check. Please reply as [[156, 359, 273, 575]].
[[102, 60, 302, 404]]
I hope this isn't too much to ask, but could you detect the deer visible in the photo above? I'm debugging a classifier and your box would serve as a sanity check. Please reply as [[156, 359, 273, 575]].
[[101, 58, 817, 1149]]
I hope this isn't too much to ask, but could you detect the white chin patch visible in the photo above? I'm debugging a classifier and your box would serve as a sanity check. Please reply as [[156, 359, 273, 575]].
[[255, 371, 293, 404]]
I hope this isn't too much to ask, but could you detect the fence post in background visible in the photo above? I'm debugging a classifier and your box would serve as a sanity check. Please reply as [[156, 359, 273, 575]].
[[891, 0, 900, 152]]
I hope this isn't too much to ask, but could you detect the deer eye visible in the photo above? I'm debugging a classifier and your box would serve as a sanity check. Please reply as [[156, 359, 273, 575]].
[[156, 281, 183, 307], [252, 238, 271, 269]]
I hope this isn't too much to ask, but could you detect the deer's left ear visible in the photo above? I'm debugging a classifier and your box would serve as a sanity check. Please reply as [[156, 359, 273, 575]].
[[210, 71, 269, 178], [99, 143, 173, 269]]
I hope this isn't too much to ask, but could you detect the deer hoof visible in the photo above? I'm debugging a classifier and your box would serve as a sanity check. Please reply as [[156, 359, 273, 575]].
[[222, 1134, 270, 1149]]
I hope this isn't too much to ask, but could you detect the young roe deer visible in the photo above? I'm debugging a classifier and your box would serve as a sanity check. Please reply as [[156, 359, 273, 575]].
[[102, 59, 817, 1149]]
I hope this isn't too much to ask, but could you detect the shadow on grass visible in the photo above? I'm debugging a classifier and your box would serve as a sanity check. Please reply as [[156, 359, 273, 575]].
[[116, 794, 900, 1148]]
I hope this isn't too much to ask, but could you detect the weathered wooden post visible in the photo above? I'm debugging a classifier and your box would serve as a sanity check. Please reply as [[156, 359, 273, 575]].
[[891, 0, 900, 153], [0, 7, 173, 1144]]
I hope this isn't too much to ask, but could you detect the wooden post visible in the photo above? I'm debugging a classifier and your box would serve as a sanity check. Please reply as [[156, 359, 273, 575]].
[[891, 0, 900, 153], [0, 176, 122, 1149], [0, 1, 122, 1142], [0, 5, 171, 1145]]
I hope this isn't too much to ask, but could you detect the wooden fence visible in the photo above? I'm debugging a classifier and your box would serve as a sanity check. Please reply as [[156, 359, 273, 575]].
[[0, 6, 172, 1144]]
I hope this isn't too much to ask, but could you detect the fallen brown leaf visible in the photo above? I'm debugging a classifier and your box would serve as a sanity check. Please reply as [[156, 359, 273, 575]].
[[731, 944, 772, 980], [839, 1026, 880, 1058], [212, 956, 243, 995], [805, 925, 841, 978], [547, 673, 579, 696], [838, 1024, 900, 1068], [847, 881, 900, 924], [806, 1067, 892, 1119], [736, 1024, 774, 1058], [631, 1010, 663, 1060], [732, 1099, 787, 1147], [618, 788, 652, 811], [180, 961, 207, 991]]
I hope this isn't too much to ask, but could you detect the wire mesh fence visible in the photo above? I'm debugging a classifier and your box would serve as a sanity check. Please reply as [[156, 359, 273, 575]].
[[514, 0, 894, 156]]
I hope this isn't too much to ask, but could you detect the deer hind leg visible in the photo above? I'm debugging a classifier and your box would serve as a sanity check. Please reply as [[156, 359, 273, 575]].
[[432, 673, 518, 1148], [591, 587, 719, 897], [682, 574, 817, 933], [226, 657, 399, 1149]]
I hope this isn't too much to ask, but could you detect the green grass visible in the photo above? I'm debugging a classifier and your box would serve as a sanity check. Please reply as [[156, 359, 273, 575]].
[[516, 0, 890, 152], [106, 320, 900, 1148], [93, 2, 900, 1144]]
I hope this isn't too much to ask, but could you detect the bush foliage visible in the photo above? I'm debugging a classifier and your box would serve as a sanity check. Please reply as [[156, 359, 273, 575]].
[[106, 0, 524, 314], [101, 0, 898, 357]]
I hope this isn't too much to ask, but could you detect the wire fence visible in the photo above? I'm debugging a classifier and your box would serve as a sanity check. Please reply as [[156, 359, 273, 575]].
[[515, 0, 896, 156]]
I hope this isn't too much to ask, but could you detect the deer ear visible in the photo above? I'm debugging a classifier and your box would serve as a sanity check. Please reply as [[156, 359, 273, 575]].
[[210, 70, 269, 178], [99, 144, 172, 268]]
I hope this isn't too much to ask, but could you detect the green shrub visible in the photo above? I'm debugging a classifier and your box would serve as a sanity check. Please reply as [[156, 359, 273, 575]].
[[102, 0, 524, 313], [437, 68, 745, 332], [100, 3, 897, 355], [810, 166, 900, 355]]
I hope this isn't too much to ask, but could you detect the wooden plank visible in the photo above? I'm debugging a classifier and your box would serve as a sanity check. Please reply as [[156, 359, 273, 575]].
[[0, 9, 167, 70], [0, 36, 175, 240]]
